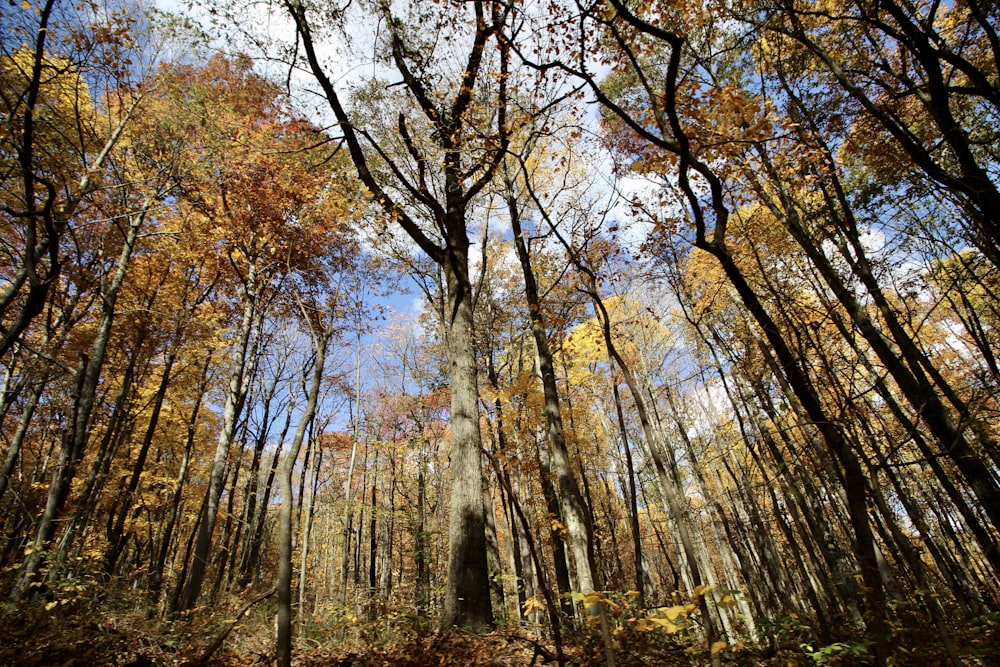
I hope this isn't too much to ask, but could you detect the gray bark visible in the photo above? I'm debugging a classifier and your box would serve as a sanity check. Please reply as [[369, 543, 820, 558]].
[[176, 259, 258, 613], [277, 333, 327, 667], [505, 179, 597, 603]]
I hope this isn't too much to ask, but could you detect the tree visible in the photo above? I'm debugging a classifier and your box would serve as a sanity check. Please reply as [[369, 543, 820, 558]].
[[0, 0, 147, 360], [755, 0, 1000, 267], [276, 313, 331, 667], [2, 0, 167, 598], [284, 0, 518, 630], [532, 1, 895, 662], [154, 54, 357, 613]]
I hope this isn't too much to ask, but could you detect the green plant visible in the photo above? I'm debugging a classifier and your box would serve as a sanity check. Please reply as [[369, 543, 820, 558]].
[[759, 612, 813, 642], [800, 639, 872, 665]]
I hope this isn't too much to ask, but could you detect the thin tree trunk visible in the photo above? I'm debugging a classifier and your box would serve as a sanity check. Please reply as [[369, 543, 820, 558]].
[[612, 377, 643, 603], [486, 449, 565, 666], [578, 272, 720, 659], [298, 442, 322, 631], [236, 377, 281, 588], [104, 349, 177, 574], [242, 403, 292, 588], [277, 333, 327, 667], [176, 260, 258, 613], [150, 353, 212, 600], [505, 179, 599, 620], [713, 247, 889, 663], [340, 333, 364, 600], [12, 206, 147, 598], [0, 381, 42, 505], [534, 435, 575, 618]]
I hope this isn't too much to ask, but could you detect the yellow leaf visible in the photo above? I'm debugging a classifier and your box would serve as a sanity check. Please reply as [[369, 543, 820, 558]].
[[633, 618, 656, 632], [658, 604, 695, 621], [718, 593, 738, 608], [711, 641, 728, 655], [44, 601, 58, 611], [692, 584, 713, 598], [522, 595, 547, 614], [21, 1, 31, 8], [650, 617, 684, 633]]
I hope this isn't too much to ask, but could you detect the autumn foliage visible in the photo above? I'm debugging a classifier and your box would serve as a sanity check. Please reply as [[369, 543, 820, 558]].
[[1, 1, 1000, 666]]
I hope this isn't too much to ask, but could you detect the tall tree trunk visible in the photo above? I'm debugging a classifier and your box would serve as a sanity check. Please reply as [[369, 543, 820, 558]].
[[505, 179, 598, 613], [150, 353, 212, 600], [611, 376, 643, 603], [439, 241, 493, 630], [286, 1, 505, 629], [709, 246, 889, 664], [340, 333, 364, 599], [414, 456, 430, 617], [534, 436, 575, 618], [12, 207, 146, 599], [176, 260, 258, 613], [486, 449, 565, 666], [576, 270, 721, 660], [0, 381, 42, 505], [297, 441, 322, 632], [104, 349, 178, 574], [236, 376, 281, 588], [367, 451, 378, 612], [277, 333, 327, 667], [242, 402, 292, 588]]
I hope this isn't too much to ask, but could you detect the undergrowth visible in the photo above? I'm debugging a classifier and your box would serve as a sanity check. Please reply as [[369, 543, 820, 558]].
[[0, 579, 995, 666]]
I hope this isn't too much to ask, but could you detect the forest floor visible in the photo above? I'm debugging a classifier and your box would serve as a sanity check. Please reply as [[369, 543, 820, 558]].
[[0, 590, 994, 666]]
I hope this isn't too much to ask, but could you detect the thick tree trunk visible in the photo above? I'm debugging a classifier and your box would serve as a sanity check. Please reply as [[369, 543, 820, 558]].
[[287, 0, 504, 630], [439, 243, 493, 631]]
